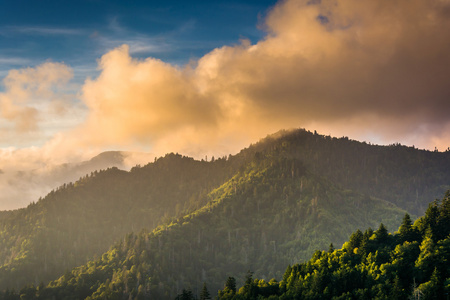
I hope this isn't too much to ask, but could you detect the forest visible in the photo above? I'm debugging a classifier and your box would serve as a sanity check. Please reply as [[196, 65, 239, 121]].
[[0, 129, 449, 299], [212, 193, 449, 299]]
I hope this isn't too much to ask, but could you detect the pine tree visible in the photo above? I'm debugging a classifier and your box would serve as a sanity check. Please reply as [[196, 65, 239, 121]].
[[199, 282, 211, 300], [175, 288, 196, 300], [398, 213, 414, 242], [415, 227, 436, 280], [225, 277, 236, 294], [419, 268, 443, 300], [328, 243, 334, 253]]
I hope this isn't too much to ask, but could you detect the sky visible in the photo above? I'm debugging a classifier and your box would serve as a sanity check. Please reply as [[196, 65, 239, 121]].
[[1, 0, 450, 209]]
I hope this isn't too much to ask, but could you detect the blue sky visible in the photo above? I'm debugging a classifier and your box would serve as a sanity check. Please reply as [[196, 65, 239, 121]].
[[1, 0, 450, 209], [0, 0, 277, 82], [1, 0, 450, 153]]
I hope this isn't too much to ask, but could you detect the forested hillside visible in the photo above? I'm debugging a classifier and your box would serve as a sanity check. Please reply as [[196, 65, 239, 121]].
[[215, 192, 450, 300], [0, 153, 407, 299], [0, 154, 233, 290], [0, 128, 449, 298], [235, 130, 450, 215]]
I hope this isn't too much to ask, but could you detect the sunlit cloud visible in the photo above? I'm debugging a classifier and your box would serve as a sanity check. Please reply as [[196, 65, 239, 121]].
[[0, 62, 80, 143], [71, 0, 450, 155], [1, 0, 450, 210]]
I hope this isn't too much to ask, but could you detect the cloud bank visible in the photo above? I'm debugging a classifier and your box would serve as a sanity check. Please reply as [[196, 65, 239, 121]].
[[74, 0, 450, 153], [1, 0, 450, 209]]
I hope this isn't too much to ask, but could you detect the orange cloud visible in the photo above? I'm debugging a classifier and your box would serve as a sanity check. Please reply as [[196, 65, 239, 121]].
[[72, 0, 450, 155], [2, 0, 450, 209]]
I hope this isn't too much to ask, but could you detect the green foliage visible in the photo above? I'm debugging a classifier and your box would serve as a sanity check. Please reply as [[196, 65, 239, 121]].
[[1, 128, 449, 299], [175, 288, 196, 300], [0, 150, 407, 299], [219, 194, 450, 300], [199, 283, 211, 300], [0, 154, 235, 290]]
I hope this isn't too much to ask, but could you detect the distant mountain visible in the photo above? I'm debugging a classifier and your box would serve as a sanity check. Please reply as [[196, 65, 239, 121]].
[[0, 128, 449, 298], [0, 154, 231, 290], [0, 150, 153, 210]]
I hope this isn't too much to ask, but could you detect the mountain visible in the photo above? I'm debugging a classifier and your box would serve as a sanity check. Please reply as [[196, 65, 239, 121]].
[[0, 128, 449, 298], [0, 150, 153, 210], [233, 129, 450, 215], [215, 192, 450, 300], [0, 154, 233, 290], [1, 141, 406, 299]]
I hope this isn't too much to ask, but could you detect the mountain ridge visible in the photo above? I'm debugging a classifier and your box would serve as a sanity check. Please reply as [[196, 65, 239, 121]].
[[0, 128, 449, 298], [2, 143, 409, 299]]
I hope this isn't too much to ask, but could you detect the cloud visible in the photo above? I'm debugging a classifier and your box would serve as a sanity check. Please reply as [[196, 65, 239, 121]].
[[91, 17, 173, 56], [70, 0, 450, 156], [0, 57, 32, 66], [0, 26, 84, 36], [75, 45, 221, 148], [0, 62, 76, 135], [2, 0, 450, 209]]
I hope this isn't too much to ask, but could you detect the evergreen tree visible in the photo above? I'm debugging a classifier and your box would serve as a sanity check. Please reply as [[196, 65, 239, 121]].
[[240, 271, 258, 299], [218, 277, 237, 299], [418, 268, 443, 300], [328, 243, 335, 253], [175, 288, 196, 300], [199, 283, 211, 300], [225, 277, 236, 294], [398, 213, 417, 243], [376, 223, 389, 240], [347, 229, 363, 252]]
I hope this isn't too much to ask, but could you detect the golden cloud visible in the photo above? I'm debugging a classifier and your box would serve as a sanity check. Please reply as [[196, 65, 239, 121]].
[[73, 0, 450, 155], [2, 0, 450, 209]]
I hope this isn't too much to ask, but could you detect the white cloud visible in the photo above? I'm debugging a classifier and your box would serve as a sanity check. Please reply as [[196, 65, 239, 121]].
[[0, 62, 82, 146], [0, 26, 84, 36]]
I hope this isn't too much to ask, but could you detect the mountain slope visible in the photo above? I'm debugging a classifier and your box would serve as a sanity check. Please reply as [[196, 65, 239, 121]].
[[0, 154, 233, 290], [216, 192, 450, 300], [234, 129, 450, 215], [0, 150, 141, 211], [0, 128, 449, 295], [5, 155, 407, 299]]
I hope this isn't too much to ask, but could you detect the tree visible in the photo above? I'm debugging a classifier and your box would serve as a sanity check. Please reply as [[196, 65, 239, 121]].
[[218, 277, 237, 299], [328, 243, 335, 253], [239, 271, 258, 299], [347, 229, 363, 252], [175, 288, 196, 300], [418, 268, 443, 300], [415, 228, 436, 280], [374, 223, 390, 245], [398, 214, 417, 243], [390, 275, 405, 299], [199, 283, 211, 300]]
